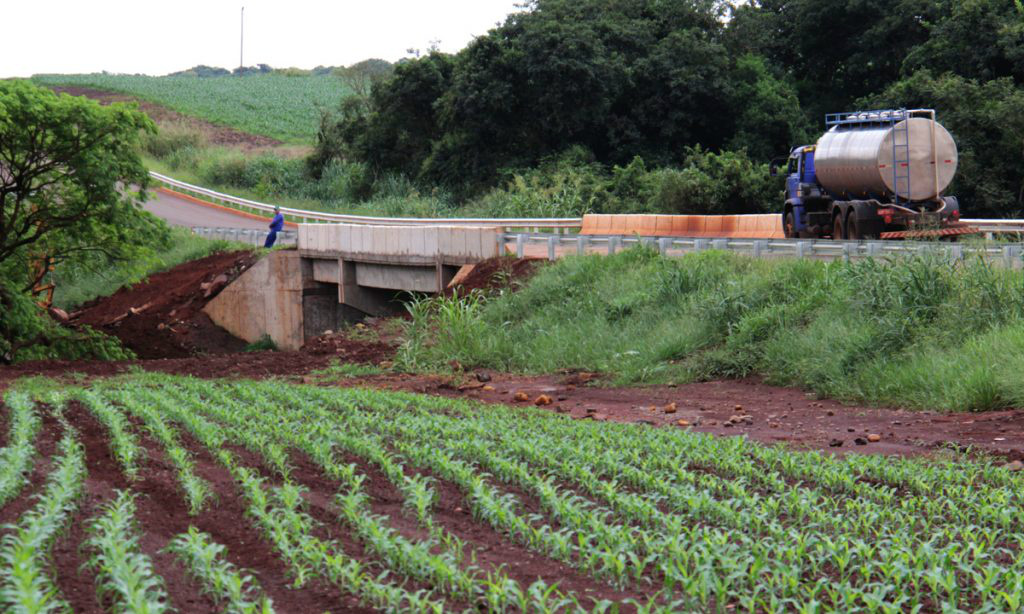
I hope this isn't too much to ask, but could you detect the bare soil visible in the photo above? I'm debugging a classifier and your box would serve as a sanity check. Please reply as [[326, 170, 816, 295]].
[[448, 256, 545, 296], [48, 86, 293, 153], [70, 251, 258, 359]]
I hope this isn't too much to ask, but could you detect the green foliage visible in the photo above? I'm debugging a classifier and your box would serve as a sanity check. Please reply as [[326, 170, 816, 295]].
[[400, 248, 1024, 411], [646, 147, 780, 215], [244, 334, 278, 352], [32, 73, 352, 142]]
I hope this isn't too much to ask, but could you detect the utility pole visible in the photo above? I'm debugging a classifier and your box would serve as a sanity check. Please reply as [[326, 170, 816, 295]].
[[239, 6, 245, 71]]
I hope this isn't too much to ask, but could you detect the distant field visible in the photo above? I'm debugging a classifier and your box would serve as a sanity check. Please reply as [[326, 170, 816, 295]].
[[32, 73, 351, 142]]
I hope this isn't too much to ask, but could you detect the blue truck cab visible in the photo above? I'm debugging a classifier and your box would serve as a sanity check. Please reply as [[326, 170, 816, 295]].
[[782, 145, 821, 238]]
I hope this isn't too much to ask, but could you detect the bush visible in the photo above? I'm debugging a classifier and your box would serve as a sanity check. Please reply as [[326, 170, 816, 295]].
[[647, 147, 779, 214], [140, 123, 207, 159]]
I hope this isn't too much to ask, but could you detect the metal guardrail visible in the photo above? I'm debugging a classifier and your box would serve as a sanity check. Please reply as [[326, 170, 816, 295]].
[[152, 172, 581, 231], [505, 233, 1024, 268], [191, 226, 297, 246], [153, 171, 1024, 236]]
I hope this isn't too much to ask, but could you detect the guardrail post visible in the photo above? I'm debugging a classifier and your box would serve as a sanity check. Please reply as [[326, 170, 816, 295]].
[[577, 235, 589, 256], [842, 243, 853, 263], [948, 245, 963, 263], [1002, 245, 1022, 269], [547, 236, 557, 261], [796, 241, 809, 259], [694, 238, 709, 252], [658, 238, 671, 256], [712, 238, 728, 251], [516, 234, 525, 259], [752, 240, 765, 259], [866, 242, 881, 258]]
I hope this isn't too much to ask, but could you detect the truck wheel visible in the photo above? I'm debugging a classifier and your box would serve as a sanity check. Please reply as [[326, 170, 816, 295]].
[[846, 215, 861, 240], [784, 211, 796, 238], [833, 215, 845, 240]]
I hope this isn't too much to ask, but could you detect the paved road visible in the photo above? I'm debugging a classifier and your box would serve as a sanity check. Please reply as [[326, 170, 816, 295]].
[[144, 189, 272, 231]]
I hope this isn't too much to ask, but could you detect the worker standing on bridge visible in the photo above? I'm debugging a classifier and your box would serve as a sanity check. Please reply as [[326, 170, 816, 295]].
[[265, 206, 284, 248]]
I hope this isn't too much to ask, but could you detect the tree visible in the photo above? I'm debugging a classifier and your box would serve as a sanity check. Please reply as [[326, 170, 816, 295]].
[[0, 80, 166, 362]]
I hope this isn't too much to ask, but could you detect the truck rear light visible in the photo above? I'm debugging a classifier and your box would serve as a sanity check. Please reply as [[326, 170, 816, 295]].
[[876, 207, 895, 217]]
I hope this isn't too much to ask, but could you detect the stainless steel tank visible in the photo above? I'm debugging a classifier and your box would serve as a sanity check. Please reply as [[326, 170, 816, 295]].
[[814, 115, 958, 202]]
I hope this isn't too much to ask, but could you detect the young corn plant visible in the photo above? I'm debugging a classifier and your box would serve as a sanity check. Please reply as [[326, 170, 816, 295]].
[[0, 391, 43, 506], [0, 433, 86, 614], [84, 490, 170, 614], [165, 527, 275, 614]]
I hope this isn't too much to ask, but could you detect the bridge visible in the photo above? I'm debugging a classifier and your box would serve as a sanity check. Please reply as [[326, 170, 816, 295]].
[[143, 173, 1024, 350]]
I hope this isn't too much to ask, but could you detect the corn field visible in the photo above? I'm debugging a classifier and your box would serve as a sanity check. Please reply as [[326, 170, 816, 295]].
[[2, 375, 1024, 612]]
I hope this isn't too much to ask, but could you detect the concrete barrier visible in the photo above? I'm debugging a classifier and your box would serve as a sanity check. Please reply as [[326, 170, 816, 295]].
[[580, 213, 785, 239], [298, 223, 501, 264]]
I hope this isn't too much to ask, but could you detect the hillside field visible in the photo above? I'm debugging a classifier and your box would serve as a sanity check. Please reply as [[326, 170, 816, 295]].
[[32, 73, 351, 142]]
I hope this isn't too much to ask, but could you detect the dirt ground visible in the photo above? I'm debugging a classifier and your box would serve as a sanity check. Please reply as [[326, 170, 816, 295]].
[[48, 86, 307, 155], [70, 251, 259, 359]]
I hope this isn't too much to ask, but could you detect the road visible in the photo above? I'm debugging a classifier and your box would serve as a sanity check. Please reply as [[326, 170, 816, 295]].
[[143, 189, 272, 231]]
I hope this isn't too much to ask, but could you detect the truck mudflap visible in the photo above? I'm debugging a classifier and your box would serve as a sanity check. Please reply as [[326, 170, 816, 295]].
[[879, 224, 980, 240]]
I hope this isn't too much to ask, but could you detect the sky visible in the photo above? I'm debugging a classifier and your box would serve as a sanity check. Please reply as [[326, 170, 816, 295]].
[[0, 0, 525, 77]]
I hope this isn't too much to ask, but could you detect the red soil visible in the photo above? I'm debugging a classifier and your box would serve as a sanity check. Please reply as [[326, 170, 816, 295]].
[[448, 256, 545, 296], [70, 251, 258, 359]]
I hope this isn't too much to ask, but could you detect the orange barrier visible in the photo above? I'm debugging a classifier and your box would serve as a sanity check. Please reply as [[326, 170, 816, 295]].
[[579, 214, 785, 239]]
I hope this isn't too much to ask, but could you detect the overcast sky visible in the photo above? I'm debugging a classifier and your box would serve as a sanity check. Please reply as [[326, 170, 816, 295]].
[[1, 0, 525, 77]]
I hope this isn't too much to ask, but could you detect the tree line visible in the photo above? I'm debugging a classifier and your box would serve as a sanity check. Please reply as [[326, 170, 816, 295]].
[[313, 0, 1024, 217]]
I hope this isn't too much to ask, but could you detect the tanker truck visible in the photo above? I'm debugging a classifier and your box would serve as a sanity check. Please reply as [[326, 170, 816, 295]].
[[773, 109, 977, 240]]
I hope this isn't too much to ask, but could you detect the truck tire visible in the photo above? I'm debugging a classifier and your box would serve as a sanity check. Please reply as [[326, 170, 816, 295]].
[[784, 211, 796, 238], [833, 215, 845, 240], [846, 214, 861, 240]]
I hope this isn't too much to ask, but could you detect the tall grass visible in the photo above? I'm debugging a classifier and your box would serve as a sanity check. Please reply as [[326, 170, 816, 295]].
[[398, 248, 1024, 412]]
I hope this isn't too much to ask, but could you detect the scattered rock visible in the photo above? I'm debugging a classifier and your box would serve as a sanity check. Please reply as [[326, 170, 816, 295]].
[[676, 419, 690, 427], [769, 422, 780, 428], [203, 274, 229, 298], [324, 329, 334, 336], [828, 439, 843, 447], [854, 437, 867, 446], [513, 392, 530, 402], [534, 394, 553, 406], [591, 412, 609, 422], [585, 407, 597, 414], [474, 372, 492, 383], [457, 382, 485, 391], [867, 434, 882, 443], [734, 404, 743, 412], [728, 415, 753, 425], [826, 410, 835, 416], [482, 385, 496, 392], [1004, 460, 1024, 472], [664, 402, 677, 414]]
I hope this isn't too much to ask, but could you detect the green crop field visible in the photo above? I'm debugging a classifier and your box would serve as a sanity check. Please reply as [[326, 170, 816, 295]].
[[5, 374, 1024, 612], [32, 73, 352, 142]]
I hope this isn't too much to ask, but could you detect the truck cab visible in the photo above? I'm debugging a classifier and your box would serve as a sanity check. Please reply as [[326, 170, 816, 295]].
[[779, 145, 827, 238]]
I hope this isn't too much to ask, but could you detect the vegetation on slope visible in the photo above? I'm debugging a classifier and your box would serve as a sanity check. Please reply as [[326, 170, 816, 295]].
[[400, 249, 1024, 412]]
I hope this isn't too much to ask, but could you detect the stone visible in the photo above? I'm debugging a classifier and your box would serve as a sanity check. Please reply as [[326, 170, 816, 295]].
[[826, 410, 835, 416], [734, 404, 743, 412], [513, 392, 530, 402], [867, 434, 881, 443], [1004, 460, 1024, 472], [664, 402, 677, 414], [482, 385, 496, 392], [854, 437, 867, 446], [591, 413, 609, 421], [475, 372, 492, 383], [676, 419, 690, 427], [534, 395, 553, 406], [828, 439, 843, 447]]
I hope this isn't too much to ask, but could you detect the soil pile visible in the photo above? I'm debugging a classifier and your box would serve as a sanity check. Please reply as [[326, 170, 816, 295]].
[[71, 251, 258, 359], [448, 257, 544, 296]]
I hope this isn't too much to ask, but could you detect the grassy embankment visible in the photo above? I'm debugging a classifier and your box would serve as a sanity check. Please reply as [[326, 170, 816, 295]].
[[400, 248, 1024, 412], [52, 227, 245, 311]]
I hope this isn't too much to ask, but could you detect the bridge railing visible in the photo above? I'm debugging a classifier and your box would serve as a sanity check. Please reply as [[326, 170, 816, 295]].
[[503, 232, 1024, 268], [191, 226, 297, 246], [152, 172, 581, 231]]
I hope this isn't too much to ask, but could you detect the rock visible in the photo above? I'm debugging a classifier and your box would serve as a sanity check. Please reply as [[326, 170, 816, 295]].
[[854, 437, 867, 446], [534, 395, 553, 406], [1004, 460, 1024, 472], [676, 419, 690, 427], [664, 402, 677, 414], [482, 385, 496, 392], [867, 434, 881, 443], [828, 439, 843, 447], [475, 372, 492, 383], [769, 422, 780, 428], [585, 407, 597, 414], [203, 274, 229, 298], [826, 410, 835, 416], [734, 404, 743, 412], [728, 415, 753, 425], [723, 422, 733, 428], [591, 412, 609, 422], [513, 392, 530, 402], [557, 396, 567, 401], [324, 329, 334, 336]]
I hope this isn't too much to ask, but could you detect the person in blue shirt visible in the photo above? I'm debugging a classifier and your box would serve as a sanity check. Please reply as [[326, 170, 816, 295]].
[[265, 206, 284, 247]]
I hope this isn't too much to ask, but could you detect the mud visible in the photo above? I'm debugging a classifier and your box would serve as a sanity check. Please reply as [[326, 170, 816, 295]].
[[448, 256, 545, 296]]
